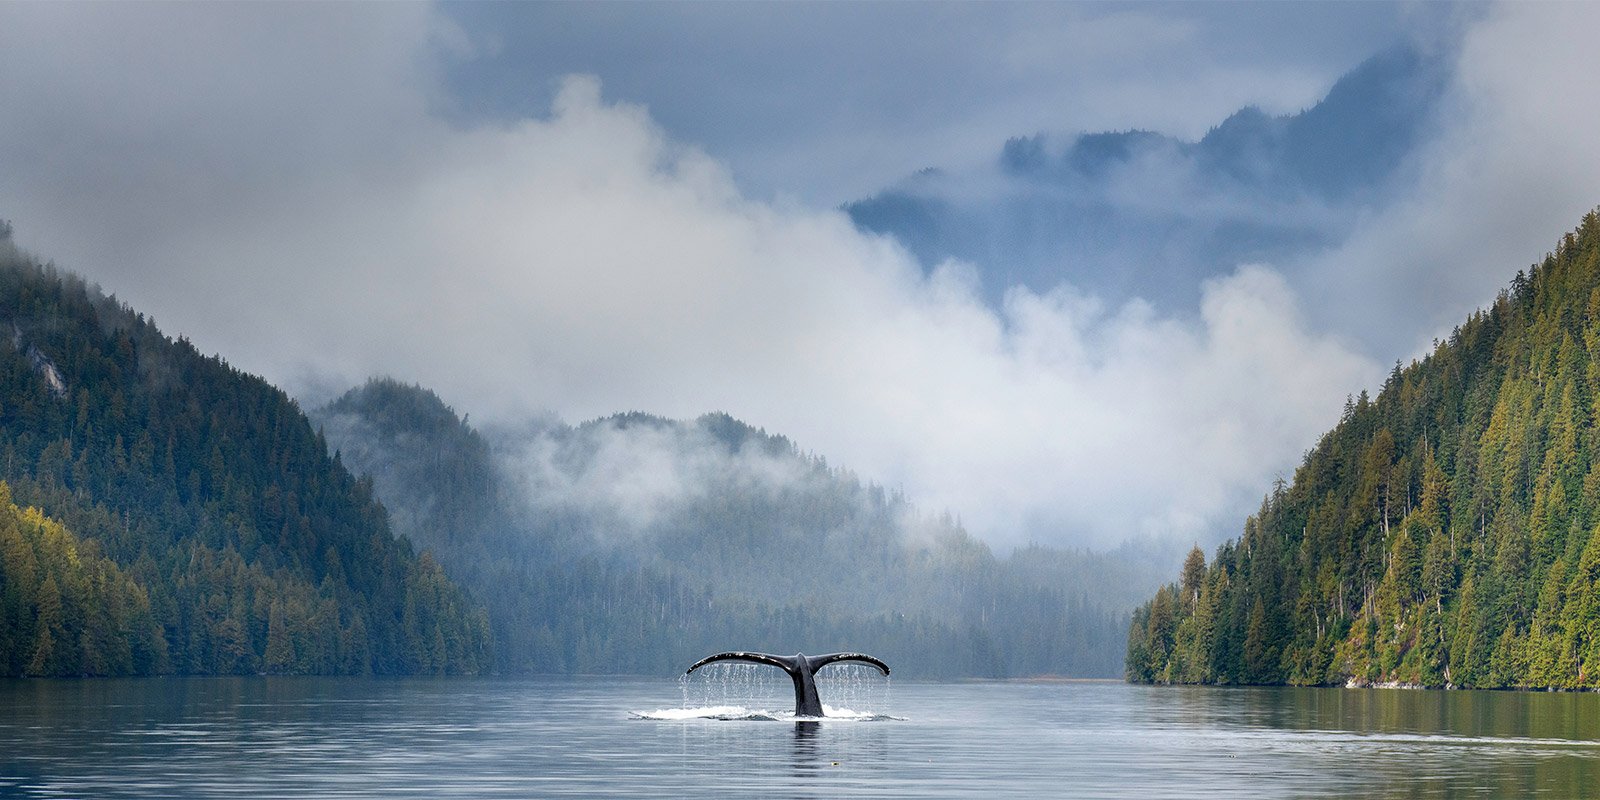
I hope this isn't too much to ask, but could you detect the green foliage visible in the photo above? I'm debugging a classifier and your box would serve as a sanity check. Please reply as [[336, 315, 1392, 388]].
[[0, 482, 165, 676], [0, 250, 488, 676], [1129, 208, 1600, 688]]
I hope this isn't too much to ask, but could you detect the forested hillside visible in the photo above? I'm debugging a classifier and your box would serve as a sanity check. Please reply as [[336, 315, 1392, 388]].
[[1128, 209, 1600, 689], [0, 229, 489, 676], [317, 380, 1145, 678], [0, 483, 164, 676]]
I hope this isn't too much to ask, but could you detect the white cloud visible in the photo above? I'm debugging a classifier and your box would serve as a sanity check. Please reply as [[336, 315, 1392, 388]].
[[14, 2, 1533, 551], [437, 3, 1411, 205], [493, 417, 821, 544], [1297, 2, 1600, 357]]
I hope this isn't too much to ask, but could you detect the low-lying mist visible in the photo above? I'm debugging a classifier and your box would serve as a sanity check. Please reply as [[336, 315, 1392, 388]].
[[314, 379, 1172, 677]]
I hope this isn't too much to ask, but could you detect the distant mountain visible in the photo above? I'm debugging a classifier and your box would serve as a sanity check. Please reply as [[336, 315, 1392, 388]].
[[846, 45, 1449, 308], [0, 227, 489, 676], [316, 379, 1158, 678], [1128, 209, 1600, 689]]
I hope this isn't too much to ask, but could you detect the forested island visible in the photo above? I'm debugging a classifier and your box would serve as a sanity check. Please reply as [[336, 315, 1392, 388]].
[[1129, 209, 1600, 689]]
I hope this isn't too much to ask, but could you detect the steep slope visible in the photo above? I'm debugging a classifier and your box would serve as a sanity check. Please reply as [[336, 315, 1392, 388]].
[[316, 379, 1138, 677], [1128, 209, 1600, 689], [846, 45, 1448, 309], [0, 229, 489, 675]]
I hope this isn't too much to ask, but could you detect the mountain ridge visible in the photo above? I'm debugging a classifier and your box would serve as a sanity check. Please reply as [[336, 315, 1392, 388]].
[[315, 378, 1154, 678], [846, 44, 1449, 309]]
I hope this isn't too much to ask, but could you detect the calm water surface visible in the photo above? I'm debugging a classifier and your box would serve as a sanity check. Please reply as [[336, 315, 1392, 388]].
[[2, 674, 1599, 798]]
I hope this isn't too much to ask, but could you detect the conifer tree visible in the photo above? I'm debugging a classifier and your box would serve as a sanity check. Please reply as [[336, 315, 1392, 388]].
[[1129, 208, 1600, 688]]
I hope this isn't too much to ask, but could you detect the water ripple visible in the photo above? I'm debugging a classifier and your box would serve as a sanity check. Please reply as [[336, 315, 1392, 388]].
[[2, 677, 1599, 798]]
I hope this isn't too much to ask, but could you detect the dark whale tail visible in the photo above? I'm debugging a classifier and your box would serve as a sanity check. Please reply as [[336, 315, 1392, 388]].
[[685, 651, 890, 718]]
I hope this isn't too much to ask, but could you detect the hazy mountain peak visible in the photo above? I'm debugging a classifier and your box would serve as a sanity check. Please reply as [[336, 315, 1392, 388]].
[[846, 43, 1449, 309]]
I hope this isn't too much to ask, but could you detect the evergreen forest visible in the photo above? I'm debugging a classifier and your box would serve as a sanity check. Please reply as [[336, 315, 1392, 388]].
[[0, 231, 489, 676], [1128, 209, 1600, 689]]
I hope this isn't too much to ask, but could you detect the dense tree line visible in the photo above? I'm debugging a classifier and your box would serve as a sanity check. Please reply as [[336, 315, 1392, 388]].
[[0, 482, 164, 676], [318, 379, 1136, 678], [1129, 209, 1600, 688], [0, 235, 489, 676]]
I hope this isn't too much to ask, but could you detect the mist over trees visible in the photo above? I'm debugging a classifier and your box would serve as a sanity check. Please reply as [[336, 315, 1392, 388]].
[[316, 380, 1158, 678], [1129, 209, 1600, 689]]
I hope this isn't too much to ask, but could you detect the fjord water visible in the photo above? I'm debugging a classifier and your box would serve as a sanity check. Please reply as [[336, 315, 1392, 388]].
[[3, 676, 1599, 798]]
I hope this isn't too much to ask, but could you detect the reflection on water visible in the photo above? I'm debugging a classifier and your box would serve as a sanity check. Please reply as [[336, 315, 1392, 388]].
[[1, 676, 1598, 798]]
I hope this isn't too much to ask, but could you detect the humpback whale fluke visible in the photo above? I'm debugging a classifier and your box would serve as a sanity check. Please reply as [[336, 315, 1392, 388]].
[[685, 651, 890, 718]]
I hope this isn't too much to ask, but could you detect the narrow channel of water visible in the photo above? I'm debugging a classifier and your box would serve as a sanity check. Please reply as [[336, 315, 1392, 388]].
[[2, 676, 1597, 798]]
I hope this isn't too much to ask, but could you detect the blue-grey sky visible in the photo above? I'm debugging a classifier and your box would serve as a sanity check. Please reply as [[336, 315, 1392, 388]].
[[0, 1, 1593, 550], [438, 1, 1455, 203]]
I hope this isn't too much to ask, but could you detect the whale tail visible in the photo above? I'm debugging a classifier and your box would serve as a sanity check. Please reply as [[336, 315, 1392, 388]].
[[685, 650, 890, 718]]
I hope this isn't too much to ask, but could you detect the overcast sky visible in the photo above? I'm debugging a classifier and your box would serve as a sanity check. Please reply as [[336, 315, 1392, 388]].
[[439, 1, 1452, 204], [1, 1, 1596, 551]]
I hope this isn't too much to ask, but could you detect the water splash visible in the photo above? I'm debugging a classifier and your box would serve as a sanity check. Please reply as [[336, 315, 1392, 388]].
[[816, 662, 892, 717], [638, 661, 897, 721]]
